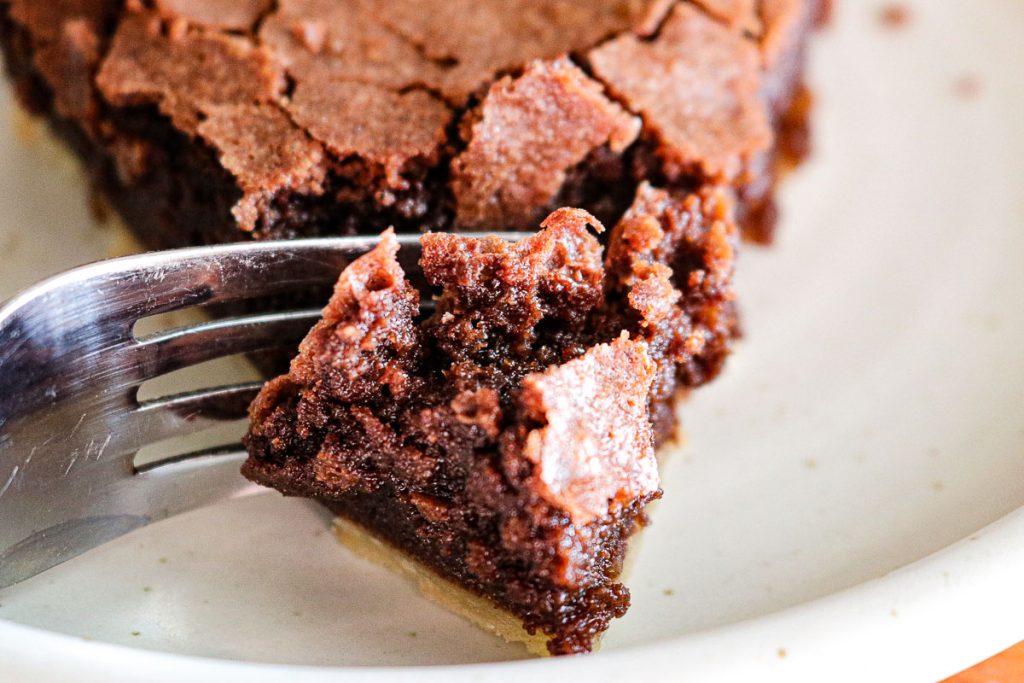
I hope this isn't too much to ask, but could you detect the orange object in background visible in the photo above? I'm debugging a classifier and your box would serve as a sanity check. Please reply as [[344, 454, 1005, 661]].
[[944, 641, 1024, 683]]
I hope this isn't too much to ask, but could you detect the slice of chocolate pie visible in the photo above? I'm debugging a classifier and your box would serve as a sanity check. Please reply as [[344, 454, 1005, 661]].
[[243, 185, 738, 654]]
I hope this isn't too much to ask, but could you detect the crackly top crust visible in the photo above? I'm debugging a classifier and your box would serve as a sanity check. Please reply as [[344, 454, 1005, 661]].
[[258, 0, 670, 107], [7, 0, 816, 238], [761, 0, 810, 66], [7, 0, 117, 122], [451, 58, 639, 230], [693, 0, 761, 33], [365, 0, 673, 104], [153, 0, 271, 31], [7, 0, 112, 44], [196, 103, 326, 229], [588, 2, 771, 182], [516, 336, 658, 523], [258, 0, 446, 94], [286, 79, 452, 184], [690, 0, 812, 61], [95, 10, 285, 133]]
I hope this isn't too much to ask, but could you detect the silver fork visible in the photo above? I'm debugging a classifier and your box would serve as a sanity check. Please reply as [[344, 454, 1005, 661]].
[[0, 233, 526, 589]]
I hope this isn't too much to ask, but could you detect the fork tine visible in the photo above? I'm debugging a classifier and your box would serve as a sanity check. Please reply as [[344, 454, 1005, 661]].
[[131, 309, 321, 378], [130, 448, 258, 512], [51, 237, 411, 322], [132, 382, 263, 444], [0, 381, 261, 488]]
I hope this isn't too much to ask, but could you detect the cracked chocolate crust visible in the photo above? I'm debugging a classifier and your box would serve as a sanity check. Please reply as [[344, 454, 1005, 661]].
[[244, 194, 737, 654], [0, 0, 826, 247]]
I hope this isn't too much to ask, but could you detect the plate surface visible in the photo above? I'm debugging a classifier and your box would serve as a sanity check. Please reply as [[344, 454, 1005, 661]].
[[2, 1, 1024, 681]]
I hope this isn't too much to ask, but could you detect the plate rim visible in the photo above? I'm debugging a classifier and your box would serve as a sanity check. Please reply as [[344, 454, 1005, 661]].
[[1, 503, 1021, 682]]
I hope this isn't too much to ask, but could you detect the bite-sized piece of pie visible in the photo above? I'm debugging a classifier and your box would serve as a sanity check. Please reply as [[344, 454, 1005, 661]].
[[243, 193, 738, 654]]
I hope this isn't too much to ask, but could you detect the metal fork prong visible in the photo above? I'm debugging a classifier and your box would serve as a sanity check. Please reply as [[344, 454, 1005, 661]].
[[132, 382, 263, 446], [133, 445, 250, 474], [130, 448, 262, 538], [131, 309, 321, 380], [77, 237, 411, 322], [102, 235, 451, 321], [132, 237, 422, 312], [0, 233, 525, 339]]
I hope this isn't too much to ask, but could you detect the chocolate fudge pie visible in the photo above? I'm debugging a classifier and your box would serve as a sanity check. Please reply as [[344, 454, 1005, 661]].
[[0, 0, 826, 247], [243, 186, 739, 653], [0, 0, 826, 657]]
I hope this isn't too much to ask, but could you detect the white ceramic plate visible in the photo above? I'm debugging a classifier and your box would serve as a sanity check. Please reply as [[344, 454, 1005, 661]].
[[2, 1, 1024, 680]]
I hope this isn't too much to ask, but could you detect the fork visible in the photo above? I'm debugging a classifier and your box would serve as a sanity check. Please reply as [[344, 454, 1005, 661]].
[[0, 233, 526, 589]]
